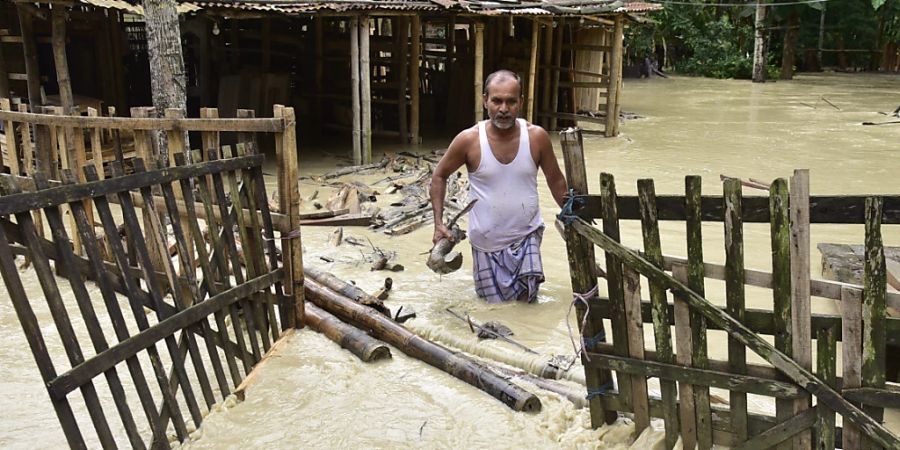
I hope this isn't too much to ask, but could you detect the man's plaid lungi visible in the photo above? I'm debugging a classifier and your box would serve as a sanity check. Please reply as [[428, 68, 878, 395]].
[[471, 227, 545, 303]]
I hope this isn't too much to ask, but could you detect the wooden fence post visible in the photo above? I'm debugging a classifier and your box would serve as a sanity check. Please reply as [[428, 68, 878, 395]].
[[672, 263, 697, 450], [685, 175, 713, 449], [862, 196, 885, 450], [841, 286, 863, 449], [622, 266, 650, 435], [769, 178, 793, 450], [723, 178, 749, 442], [278, 106, 302, 329], [637, 178, 679, 449], [559, 128, 617, 426], [789, 169, 812, 448], [473, 21, 485, 125]]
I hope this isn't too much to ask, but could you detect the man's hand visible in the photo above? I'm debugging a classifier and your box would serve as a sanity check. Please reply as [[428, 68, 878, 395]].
[[433, 224, 455, 245]]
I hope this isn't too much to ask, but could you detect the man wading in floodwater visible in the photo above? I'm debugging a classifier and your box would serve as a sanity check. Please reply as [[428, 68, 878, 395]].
[[430, 69, 568, 303]]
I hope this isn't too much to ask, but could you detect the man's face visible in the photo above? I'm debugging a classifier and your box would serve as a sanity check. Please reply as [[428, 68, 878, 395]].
[[483, 77, 522, 130]]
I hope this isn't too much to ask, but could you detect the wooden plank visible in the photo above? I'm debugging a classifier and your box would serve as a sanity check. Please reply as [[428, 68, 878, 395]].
[[0, 154, 263, 216], [622, 267, 650, 435], [605, 16, 623, 137], [723, 178, 749, 442], [351, 16, 361, 165], [862, 196, 886, 449], [65, 169, 169, 446], [47, 270, 283, 399], [672, 264, 697, 450], [768, 178, 793, 450], [173, 153, 243, 388], [549, 18, 563, 131], [685, 175, 713, 450], [1, 99, 20, 175], [584, 351, 804, 398], [0, 110, 285, 132], [636, 178, 678, 449], [842, 286, 863, 449], [526, 19, 539, 122], [361, 16, 372, 162], [536, 111, 607, 124], [234, 329, 296, 401], [568, 218, 900, 448], [578, 194, 900, 224], [164, 110, 192, 276], [730, 407, 818, 450], [299, 213, 373, 227], [600, 172, 633, 414], [558, 129, 616, 426], [282, 107, 303, 329], [789, 169, 812, 449], [816, 325, 837, 450], [539, 21, 553, 129], [843, 388, 900, 409], [36, 173, 145, 449]]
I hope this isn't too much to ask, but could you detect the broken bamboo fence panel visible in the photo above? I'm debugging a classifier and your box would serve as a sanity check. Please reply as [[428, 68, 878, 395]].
[[305, 303, 391, 362], [862, 196, 887, 449], [601, 172, 633, 414], [304, 278, 541, 412], [685, 174, 713, 450], [637, 177, 679, 449], [723, 177, 749, 442], [559, 128, 616, 426], [768, 177, 793, 450], [622, 267, 650, 435]]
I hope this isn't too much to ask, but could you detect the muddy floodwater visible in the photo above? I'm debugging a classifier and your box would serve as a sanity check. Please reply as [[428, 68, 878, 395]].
[[1, 72, 898, 449]]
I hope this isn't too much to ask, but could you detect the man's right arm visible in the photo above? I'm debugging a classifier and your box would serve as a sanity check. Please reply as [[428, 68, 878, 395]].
[[430, 130, 472, 244]]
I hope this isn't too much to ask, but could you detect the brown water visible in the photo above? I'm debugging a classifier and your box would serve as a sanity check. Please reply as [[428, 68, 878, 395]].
[[1, 72, 898, 449]]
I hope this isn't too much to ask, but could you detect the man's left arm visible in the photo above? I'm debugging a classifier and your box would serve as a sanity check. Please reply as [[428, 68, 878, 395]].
[[532, 126, 568, 207]]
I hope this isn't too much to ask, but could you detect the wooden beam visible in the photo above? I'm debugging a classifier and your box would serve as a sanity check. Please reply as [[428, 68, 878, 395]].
[[350, 16, 361, 165], [360, 15, 372, 164], [526, 19, 539, 122], [0, 109, 285, 132], [16, 4, 42, 106]]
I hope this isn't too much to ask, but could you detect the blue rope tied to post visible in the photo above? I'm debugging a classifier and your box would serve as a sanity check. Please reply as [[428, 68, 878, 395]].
[[556, 188, 584, 225], [582, 329, 606, 349], [585, 380, 615, 400], [566, 284, 599, 362]]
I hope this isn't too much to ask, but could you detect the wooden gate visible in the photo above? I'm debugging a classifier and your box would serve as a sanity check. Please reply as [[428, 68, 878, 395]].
[[559, 128, 900, 449], [0, 104, 303, 448]]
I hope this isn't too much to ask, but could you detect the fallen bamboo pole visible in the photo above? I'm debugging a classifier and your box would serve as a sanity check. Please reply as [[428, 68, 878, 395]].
[[235, 329, 296, 401], [304, 265, 389, 315], [304, 278, 542, 412], [304, 303, 391, 362]]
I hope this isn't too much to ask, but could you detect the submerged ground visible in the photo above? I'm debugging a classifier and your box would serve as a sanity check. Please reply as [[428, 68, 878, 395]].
[[1, 72, 898, 449]]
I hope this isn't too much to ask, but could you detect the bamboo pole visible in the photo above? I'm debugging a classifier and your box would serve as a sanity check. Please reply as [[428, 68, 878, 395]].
[[0, 38, 9, 98], [540, 20, 553, 129], [17, 5, 42, 107], [410, 14, 421, 144], [605, 15, 623, 137], [360, 16, 372, 164], [473, 22, 485, 124], [550, 19, 563, 131], [396, 17, 408, 143], [526, 20, 539, 123], [280, 106, 302, 329], [304, 303, 391, 362], [350, 16, 362, 165], [315, 16, 324, 127], [305, 278, 541, 412]]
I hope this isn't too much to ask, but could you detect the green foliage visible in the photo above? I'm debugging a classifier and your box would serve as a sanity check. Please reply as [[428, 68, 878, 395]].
[[659, 8, 757, 78]]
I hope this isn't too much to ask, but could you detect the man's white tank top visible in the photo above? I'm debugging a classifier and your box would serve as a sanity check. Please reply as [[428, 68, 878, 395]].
[[467, 119, 543, 252]]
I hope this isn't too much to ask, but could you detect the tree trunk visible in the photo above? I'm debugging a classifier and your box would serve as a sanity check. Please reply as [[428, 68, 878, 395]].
[[780, 12, 800, 80], [141, 0, 188, 162], [752, 0, 768, 83]]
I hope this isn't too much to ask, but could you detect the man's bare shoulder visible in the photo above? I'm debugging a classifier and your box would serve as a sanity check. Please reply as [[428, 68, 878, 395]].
[[451, 125, 480, 147], [525, 122, 552, 146]]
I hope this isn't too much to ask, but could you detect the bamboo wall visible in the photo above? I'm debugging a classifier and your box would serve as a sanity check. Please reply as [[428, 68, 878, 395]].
[[560, 128, 900, 449]]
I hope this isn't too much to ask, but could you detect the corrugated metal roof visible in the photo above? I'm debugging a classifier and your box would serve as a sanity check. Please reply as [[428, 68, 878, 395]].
[[81, 0, 201, 14]]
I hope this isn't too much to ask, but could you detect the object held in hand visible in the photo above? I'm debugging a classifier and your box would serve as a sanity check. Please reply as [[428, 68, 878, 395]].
[[426, 199, 477, 274]]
